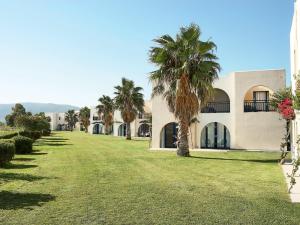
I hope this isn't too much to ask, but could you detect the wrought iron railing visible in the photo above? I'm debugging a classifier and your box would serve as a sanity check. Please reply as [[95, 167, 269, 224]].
[[201, 102, 230, 113], [244, 100, 275, 112]]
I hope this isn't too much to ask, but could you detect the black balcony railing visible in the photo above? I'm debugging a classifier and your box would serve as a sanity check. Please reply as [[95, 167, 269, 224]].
[[244, 100, 275, 112], [201, 102, 230, 113], [93, 116, 99, 121]]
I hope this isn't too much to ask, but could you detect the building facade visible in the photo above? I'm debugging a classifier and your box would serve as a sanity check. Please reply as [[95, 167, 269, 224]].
[[46, 111, 82, 131], [291, 0, 300, 159], [88, 100, 152, 138], [151, 69, 286, 151], [45, 112, 68, 131]]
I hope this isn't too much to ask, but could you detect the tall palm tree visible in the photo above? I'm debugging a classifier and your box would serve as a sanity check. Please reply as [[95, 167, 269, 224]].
[[97, 95, 114, 135], [65, 109, 78, 131], [79, 107, 90, 133], [114, 78, 144, 140], [149, 24, 220, 157]]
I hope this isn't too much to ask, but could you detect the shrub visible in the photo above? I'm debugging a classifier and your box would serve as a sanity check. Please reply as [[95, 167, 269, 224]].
[[0, 132, 18, 139], [0, 140, 15, 166], [42, 129, 51, 136], [13, 135, 33, 154], [19, 131, 41, 140]]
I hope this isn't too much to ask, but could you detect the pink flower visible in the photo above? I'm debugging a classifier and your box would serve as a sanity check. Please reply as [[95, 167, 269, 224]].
[[278, 98, 295, 120]]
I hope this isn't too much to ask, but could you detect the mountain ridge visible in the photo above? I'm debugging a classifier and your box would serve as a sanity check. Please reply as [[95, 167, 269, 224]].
[[0, 102, 80, 122]]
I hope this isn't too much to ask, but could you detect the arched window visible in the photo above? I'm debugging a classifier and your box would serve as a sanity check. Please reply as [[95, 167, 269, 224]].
[[93, 123, 103, 134], [138, 123, 150, 137], [201, 88, 230, 113], [201, 122, 230, 149], [244, 86, 274, 112], [118, 124, 127, 136], [160, 122, 178, 148]]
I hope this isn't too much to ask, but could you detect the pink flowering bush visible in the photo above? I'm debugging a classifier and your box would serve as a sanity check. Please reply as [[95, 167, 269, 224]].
[[277, 98, 295, 120]]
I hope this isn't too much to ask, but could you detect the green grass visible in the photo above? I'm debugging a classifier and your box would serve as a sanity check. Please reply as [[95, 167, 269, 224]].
[[0, 132, 299, 225]]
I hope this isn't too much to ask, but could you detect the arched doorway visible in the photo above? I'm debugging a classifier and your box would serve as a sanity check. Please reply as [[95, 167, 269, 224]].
[[138, 123, 150, 137], [93, 123, 103, 134], [118, 123, 127, 136], [160, 122, 178, 148], [201, 122, 230, 149]]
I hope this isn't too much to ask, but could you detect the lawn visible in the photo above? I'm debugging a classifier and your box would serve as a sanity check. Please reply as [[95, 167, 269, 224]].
[[0, 132, 299, 225]]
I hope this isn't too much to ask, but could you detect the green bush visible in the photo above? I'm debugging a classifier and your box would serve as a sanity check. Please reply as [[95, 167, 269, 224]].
[[0, 140, 15, 166], [0, 132, 18, 139], [42, 129, 51, 136], [13, 135, 33, 154], [19, 131, 41, 140]]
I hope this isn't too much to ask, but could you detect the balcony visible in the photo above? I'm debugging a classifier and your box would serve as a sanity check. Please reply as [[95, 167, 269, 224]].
[[93, 116, 100, 121], [201, 102, 230, 113], [244, 100, 275, 112]]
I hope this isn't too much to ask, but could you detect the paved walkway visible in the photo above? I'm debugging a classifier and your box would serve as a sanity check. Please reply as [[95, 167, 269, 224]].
[[150, 148, 229, 152], [282, 163, 300, 203]]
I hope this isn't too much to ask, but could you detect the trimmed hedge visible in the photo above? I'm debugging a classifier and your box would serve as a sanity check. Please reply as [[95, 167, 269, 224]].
[[0, 140, 15, 166], [19, 131, 42, 141], [42, 129, 51, 136], [13, 135, 33, 154], [0, 132, 18, 140]]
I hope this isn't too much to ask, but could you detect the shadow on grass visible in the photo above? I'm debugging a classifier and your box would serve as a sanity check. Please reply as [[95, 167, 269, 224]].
[[28, 150, 48, 155], [42, 140, 67, 143], [13, 158, 35, 162], [190, 156, 278, 164], [0, 191, 55, 210], [34, 142, 72, 147], [2, 163, 38, 169], [0, 173, 48, 182], [42, 137, 68, 141], [42, 136, 69, 141]]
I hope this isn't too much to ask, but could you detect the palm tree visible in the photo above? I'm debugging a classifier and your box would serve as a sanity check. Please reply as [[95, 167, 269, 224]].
[[79, 107, 90, 133], [114, 78, 144, 140], [149, 23, 220, 157], [65, 110, 78, 131], [97, 95, 114, 135]]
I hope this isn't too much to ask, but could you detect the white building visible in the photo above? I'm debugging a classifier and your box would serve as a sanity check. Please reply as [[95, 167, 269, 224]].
[[151, 69, 286, 151], [290, 0, 300, 159], [45, 112, 68, 131], [88, 106, 104, 134], [46, 111, 82, 131], [88, 101, 152, 138]]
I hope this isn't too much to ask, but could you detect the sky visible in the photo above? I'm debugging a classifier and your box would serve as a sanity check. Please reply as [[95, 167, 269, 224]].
[[0, 0, 295, 107]]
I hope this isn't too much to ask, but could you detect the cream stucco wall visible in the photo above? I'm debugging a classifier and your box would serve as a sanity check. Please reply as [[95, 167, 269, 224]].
[[233, 70, 285, 150], [151, 69, 286, 151], [46, 112, 67, 131]]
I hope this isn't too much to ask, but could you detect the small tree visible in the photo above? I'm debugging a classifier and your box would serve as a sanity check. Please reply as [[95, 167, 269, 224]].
[[65, 110, 78, 132], [15, 114, 50, 133], [5, 103, 27, 127], [114, 78, 144, 140], [79, 107, 90, 133]]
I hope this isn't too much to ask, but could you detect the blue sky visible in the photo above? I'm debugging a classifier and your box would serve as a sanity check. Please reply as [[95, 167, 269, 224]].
[[0, 0, 294, 107]]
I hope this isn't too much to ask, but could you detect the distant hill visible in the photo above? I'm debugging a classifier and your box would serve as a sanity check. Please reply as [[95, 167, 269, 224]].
[[0, 103, 80, 122]]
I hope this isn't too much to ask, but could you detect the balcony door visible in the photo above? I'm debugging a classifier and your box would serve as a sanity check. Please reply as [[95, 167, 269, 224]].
[[253, 91, 269, 111]]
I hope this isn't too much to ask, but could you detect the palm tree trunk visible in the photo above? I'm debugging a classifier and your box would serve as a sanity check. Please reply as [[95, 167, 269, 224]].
[[126, 122, 131, 140], [177, 118, 190, 157], [105, 124, 108, 135]]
